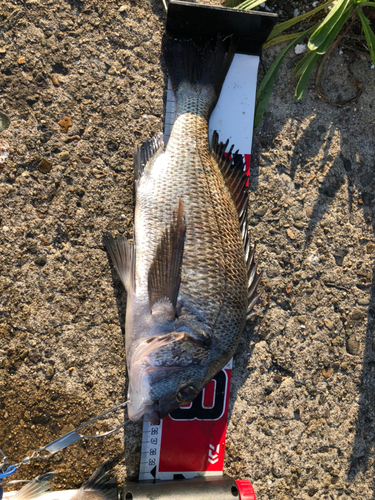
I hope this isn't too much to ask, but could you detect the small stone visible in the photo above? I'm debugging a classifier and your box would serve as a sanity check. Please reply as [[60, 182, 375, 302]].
[[332, 248, 348, 266], [2, 226, 9, 232], [18, 56, 26, 64], [34, 256, 47, 266], [51, 75, 59, 87], [286, 228, 295, 240], [294, 221, 304, 229], [274, 375, 282, 383], [81, 157, 92, 163], [324, 319, 334, 330], [58, 116, 72, 132], [20, 349, 29, 360], [254, 205, 268, 217], [322, 367, 333, 378], [346, 337, 359, 355], [119, 5, 127, 12], [37, 158, 52, 173], [58, 151, 69, 161], [366, 242, 375, 254], [65, 135, 80, 143], [357, 298, 369, 306], [349, 308, 365, 321], [45, 366, 55, 380], [92, 168, 106, 179], [308, 487, 318, 497], [340, 362, 348, 371], [285, 286, 292, 295]]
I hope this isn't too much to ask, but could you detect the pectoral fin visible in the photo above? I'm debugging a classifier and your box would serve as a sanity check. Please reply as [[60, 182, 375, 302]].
[[148, 199, 185, 312], [103, 234, 135, 294]]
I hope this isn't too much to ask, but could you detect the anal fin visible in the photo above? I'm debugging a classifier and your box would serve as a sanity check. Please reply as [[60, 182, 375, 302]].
[[103, 234, 135, 293], [148, 199, 185, 312]]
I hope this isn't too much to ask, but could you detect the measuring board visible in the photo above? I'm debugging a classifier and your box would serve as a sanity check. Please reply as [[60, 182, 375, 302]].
[[139, 52, 260, 483]]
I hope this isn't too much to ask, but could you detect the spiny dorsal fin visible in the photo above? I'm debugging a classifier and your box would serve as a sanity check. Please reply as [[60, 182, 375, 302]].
[[148, 199, 185, 312], [134, 132, 164, 183], [103, 234, 135, 294], [211, 131, 248, 220]]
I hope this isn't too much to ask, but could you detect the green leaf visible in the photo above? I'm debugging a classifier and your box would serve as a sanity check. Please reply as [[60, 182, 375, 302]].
[[358, 6, 375, 65], [294, 52, 320, 100], [267, 0, 336, 41], [263, 32, 304, 50], [359, 1, 375, 6], [308, 0, 350, 51], [254, 27, 316, 128], [315, 4, 354, 55], [234, 0, 265, 10], [294, 49, 318, 76]]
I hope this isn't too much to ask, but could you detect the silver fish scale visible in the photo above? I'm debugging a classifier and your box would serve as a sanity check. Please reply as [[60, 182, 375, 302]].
[[135, 84, 248, 358]]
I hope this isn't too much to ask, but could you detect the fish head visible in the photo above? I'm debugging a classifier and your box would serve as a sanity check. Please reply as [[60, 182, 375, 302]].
[[127, 329, 211, 424]]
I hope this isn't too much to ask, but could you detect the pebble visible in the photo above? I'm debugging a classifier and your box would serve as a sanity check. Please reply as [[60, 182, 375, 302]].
[[37, 158, 52, 173], [357, 298, 370, 306], [254, 205, 268, 217], [349, 308, 365, 321], [91, 168, 106, 179], [45, 366, 55, 380], [58, 151, 69, 161], [2, 226, 9, 232], [366, 242, 375, 254], [322, 367, 333, 378], [294, 221, 304, 229], [121, 214, 126, 220], [81, 157, 92, 163], [34, 255, 47, 266], [324, 319, 334, 330], [65, 135, 80, 143], [286, 228, 295, 240], [346, 337, 359, 355], [51, 75, 59, 87], [58, 116, 72, 132], [18, 56, 26, 64]]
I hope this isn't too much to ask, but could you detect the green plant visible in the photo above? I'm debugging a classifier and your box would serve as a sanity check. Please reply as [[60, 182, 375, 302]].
[[230, 0, 375, 127]]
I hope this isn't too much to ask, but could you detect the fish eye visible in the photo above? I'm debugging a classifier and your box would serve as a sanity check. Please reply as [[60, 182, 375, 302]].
[[177, 385, 197, 403]]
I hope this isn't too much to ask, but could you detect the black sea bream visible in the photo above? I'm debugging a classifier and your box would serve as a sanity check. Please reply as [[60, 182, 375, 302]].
[[104, 36, 261, 424]]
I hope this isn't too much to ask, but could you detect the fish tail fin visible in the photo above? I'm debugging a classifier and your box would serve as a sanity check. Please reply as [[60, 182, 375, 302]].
[[103, 234, 135, 294], [162, 35, 236, 112], [11, 472, 56, 500], [81, 460, 117, 500]]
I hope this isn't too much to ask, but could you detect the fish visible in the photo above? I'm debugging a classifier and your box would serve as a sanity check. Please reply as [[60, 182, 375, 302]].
[[103, 35, 262, 425]]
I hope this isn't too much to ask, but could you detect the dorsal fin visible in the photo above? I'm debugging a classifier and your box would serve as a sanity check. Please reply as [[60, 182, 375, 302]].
[[148, 199, 186, 312], [134, 132, 164, 183], [211, 131, 262, 318], [211, 131, 248, 219]]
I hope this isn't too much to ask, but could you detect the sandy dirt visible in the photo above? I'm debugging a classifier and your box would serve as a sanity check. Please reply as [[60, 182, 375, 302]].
[[0, 1, 374, 499]]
